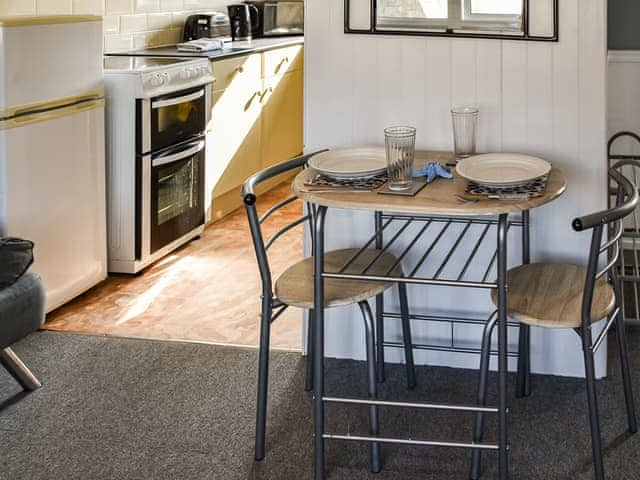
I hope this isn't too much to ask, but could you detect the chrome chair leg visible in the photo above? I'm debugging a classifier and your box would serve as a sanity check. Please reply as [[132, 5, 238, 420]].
[[398, 283, 417, 390], [305, 309, 315, 392], [614, 310, 638, 433], [470, 313, 497, 480], [359, 301, 381, 473], [0, 347, 41, 391], [582, 335, 605, 480], [255, 297, 273, 461]]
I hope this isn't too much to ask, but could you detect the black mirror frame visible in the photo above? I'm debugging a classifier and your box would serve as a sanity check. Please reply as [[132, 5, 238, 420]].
[[344, 0, 558, 42]]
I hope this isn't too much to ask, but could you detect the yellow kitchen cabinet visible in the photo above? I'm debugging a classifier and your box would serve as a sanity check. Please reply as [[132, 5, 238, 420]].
[[263, 44, 304, 79], [260, 69, 303, 169], [206, 53, 263, 222], [260, 50, 304, 169], [206, 45, 304, 223]]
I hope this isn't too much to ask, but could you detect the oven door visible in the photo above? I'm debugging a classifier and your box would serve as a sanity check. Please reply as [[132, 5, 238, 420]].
[[139, 86, 207, 154], [140, 138, 205, 257]]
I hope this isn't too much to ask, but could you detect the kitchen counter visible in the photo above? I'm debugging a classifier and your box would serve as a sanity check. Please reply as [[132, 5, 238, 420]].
[[107, 36, 304, 61]]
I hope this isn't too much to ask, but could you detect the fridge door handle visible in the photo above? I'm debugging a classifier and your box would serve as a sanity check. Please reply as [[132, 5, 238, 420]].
[[0, 97, 105, 130]]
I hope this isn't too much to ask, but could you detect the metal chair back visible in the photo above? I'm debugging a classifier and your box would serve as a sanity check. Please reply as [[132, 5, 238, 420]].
[[242, 151, 323, 302], [573, 160, 639, 337], [608, 132, 640, 321]]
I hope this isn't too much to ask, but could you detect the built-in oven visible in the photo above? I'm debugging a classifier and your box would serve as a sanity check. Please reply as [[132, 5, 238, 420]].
[[104, 56, 214, 274], [138, 137, 205, 258], [135, 81, 211, 264], [138, 85, 208, 155]]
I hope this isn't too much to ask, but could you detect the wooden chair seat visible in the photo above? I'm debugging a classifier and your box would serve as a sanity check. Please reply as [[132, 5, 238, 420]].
[[490, 263, 615, 329], [275, 248, 401, 309]]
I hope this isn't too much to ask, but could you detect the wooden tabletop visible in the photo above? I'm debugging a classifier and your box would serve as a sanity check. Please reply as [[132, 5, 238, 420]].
[[293, 150, 567, 217]]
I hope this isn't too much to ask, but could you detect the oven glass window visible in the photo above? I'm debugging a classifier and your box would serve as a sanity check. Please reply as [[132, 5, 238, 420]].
[[157, 101, 199, 136], [157, 158, 199, 226], [149, 87, 206, 153], [149, 145, 205, 255]]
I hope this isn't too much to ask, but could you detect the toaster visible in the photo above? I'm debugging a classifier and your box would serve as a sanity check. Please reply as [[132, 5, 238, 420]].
[[182, 12, 231, 42]]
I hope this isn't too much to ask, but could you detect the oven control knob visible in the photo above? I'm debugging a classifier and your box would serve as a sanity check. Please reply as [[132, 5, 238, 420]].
[[180, 69, 191, 80], [149, 74, 165, 87]]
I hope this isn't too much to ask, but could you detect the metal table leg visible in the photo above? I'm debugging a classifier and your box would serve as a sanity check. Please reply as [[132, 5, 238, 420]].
[[375, 211, 386, 383], [313, 206, 328, 480], [497, 213, 510, 479], [516, 210, 531, 398]]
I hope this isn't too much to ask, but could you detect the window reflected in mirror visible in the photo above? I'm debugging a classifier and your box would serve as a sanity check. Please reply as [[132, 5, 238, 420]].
[[376, 0, 524, 35]]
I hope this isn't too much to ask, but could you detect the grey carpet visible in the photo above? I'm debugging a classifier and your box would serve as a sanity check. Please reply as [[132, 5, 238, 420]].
[[1, 331, 640, 479]]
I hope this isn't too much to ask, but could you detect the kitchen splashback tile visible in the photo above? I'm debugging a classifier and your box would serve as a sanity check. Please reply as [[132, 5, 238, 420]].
[[0, 0, 37, 15], [0, 0, 232, 53], [135, 0, 161, 12], [160, 0, 183, 10], [72, 0, 105, 14], [120, 13, 148, 32], [36, 0, 73, 14], [147, 12, 173, 30], [103, 14, 121, 33], [104, 33, 134, 52], [106, 0, 134, 14]]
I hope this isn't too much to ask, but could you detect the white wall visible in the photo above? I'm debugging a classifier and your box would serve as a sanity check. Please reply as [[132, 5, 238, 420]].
[[608, 51, 640, 154], [304, 0, 609, 378]]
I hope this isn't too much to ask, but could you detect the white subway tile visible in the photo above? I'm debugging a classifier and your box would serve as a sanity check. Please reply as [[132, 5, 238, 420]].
[[104, 33, 133, 52], [0, 0, 37, 15], [1, 0, 232, 51], [171, 11, 189, 27], [72, 0, 105, 15], [103, 14, 120, 33], [147, 12, 172, 29], [160, 0, 183, 11], [120, 13, 147, 32], [36, 0, 73, 14], [134, 0, 160, 12], [106, 0, 133, 14]]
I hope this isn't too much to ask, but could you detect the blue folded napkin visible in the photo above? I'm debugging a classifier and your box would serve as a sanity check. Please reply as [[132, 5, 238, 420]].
[[412, 162, 453, 184]]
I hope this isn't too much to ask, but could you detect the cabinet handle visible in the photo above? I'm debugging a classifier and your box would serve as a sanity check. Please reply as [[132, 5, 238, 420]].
[[245, 91, 262, 110], [236, 65, 245, 74], [275, 57, 290, 74], [259, 87, 273, 102]]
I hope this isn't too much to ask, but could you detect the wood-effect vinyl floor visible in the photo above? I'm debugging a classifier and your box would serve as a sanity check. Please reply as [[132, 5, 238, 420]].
[[45, 183, 304, 350]]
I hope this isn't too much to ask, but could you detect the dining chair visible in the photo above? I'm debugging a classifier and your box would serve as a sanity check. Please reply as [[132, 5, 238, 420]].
[[243, 151, 417, 469], [470, 160, 639, 480]]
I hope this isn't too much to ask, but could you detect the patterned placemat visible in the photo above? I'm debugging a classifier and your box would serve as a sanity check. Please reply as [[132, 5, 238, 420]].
[[305, 173, 387, 190], [465, 175, 549, 197]]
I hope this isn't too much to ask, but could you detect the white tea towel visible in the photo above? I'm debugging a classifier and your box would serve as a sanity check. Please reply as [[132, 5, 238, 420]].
[[177, 39, 225, 52]]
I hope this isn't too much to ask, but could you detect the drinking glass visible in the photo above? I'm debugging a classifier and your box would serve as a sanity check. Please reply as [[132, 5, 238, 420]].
[[451, 107, 479, 163], [384, 126, 416, 191]]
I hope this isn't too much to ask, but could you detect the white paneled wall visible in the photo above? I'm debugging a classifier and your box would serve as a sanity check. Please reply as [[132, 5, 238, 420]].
[[608, 51, 640, 155], [0, 0, 229, 52], [304, 0, 608, 378]]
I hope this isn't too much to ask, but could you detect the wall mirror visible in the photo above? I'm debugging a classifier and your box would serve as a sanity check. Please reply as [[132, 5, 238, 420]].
[[345, 0, 558, 41]]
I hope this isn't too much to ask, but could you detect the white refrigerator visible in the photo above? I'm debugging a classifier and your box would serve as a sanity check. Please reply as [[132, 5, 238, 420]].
[[0, 16, 107, 312]]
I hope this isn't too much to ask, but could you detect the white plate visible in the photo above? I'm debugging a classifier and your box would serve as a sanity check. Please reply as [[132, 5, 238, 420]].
[[309, 147, 387, 179], [456, 153, 551, 187]]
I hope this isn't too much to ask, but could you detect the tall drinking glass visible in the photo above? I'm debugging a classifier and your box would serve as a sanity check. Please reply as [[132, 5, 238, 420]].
[[451, 107, 479, 163], [384, 126, 416, 191]]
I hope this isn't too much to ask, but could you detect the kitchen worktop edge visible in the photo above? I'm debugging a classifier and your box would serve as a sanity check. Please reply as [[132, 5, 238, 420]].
[[105, 36, 304, 62]]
